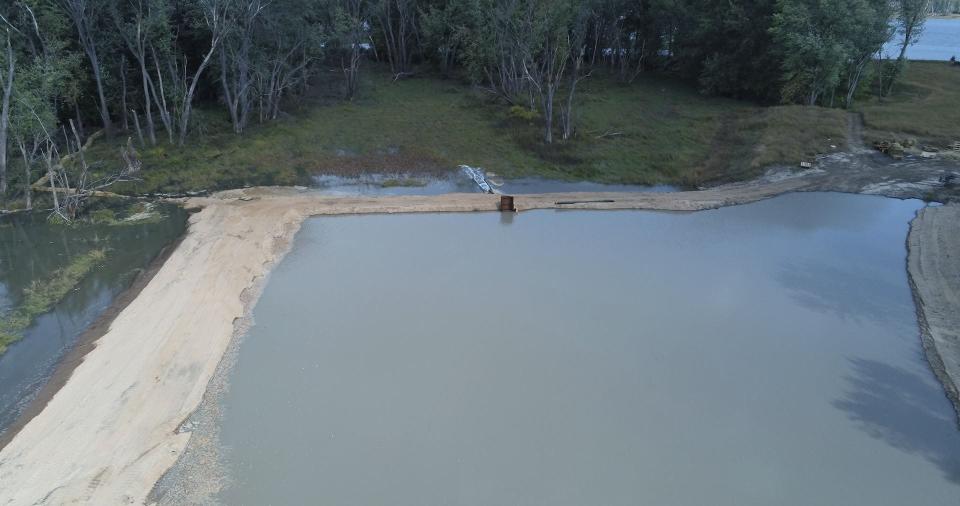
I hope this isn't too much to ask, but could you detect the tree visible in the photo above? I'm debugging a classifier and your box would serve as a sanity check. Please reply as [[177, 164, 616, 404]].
[[520, 0, 574, 144], [842, 0, 893, 108], [420, 0, 478, 77], [0, 27, 14, 197], [885, 0, 930, 95], [112, 0, 171, 145], [178, 0, 226, 145], [374, 0, 418, 77], [677, 0, 782, 102], [248, 0, 324, 122], [59, 0, 114, 135], [772, 0, 855, 105], [560, 0, 593, 140], [9, 44, 63, 210], [218, 0, 266, 133], [332, 0, 368, 100]]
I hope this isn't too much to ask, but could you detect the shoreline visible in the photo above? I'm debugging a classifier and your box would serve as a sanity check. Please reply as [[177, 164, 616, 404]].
[[0, 174, 957, 503], [906, 205, 960, 426], [0, 228, 190, 452]]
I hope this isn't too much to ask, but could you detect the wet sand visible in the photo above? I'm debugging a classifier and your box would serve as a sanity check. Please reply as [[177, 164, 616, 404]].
[[907, 205, 960, 423], [0, 168, 958, 503]]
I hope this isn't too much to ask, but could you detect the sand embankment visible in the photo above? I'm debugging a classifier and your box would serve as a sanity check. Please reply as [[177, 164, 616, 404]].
[[907, 204, 960, 424], [0, 172, 957, 503]]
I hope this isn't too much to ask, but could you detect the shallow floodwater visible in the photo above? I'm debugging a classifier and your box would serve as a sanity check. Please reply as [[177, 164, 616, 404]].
[[883, 18, 960, 61], [311, 173, 675, 196], [0, 207, 187, 435], [216, 193, 960, 505]]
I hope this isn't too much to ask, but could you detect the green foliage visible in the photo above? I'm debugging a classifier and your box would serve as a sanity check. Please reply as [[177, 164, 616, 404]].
[[858, 61, 960, 147], [679, 0, 782, 102], [380, 178, 427, 187], [0, 249, 107, 355], [507, 105, 539, 121], [90, 208, 117, 224], [771, 0, 892, 106], [0, 0, 915, 206], [86, 68, 848, 190], [420, 0, 483, 76]]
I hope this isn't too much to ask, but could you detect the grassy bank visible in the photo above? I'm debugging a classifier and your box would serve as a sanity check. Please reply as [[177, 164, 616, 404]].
[[0, 249, 107, 354], [858, 61, 960, 147], [86, 68, 847, 193]]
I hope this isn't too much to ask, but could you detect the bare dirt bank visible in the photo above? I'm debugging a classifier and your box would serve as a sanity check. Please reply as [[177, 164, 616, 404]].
[[0, 164, 957, 503], [907, 204, 960, 425]]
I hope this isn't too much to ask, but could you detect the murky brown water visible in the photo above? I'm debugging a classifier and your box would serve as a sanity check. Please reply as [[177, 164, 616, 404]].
[[214, 193, 960, 505]]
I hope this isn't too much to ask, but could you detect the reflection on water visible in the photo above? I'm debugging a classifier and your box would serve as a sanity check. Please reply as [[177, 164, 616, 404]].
[[834, 358, 960, 484], [214, 192, 959, 505], [777, 261, 916, 335], [0, 206, 187, 435]]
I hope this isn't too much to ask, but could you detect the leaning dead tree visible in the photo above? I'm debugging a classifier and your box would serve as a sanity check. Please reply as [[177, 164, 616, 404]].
[[26, 110, 140, 220], [44, 122, 140, 219]]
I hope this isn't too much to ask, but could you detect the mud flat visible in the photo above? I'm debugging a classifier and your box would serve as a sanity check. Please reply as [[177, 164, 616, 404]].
[[908, 204, 960, 423], [0, 170, 957, 503]]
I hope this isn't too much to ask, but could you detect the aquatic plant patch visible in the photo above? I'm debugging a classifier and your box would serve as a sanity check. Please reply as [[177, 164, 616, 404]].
[[0, 249, 108, 355]]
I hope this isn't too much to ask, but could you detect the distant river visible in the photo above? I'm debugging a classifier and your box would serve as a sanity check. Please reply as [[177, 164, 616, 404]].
[[883, 18, 960, 61]]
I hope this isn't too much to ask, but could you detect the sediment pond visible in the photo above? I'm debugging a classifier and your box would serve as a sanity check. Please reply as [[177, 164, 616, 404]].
[[195, 193, 958, 505], [0, 206, 187, 436]]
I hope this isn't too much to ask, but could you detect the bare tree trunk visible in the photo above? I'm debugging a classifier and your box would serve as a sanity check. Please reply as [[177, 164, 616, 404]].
[[62, 0, 114, 134], [149, 45, 175, 144], [17, 139, 32, 210], [343, 6, 362, 104], [74, 102, 86, 142], [543, 85, 554, 144], [562, 49, 584, 141], [885, 23, 915, 97], [0, 33, 13, 197], [132, 109, 145, 145], [120, 55, 130, 132], [131, 54, 158, 145], [220, 1, 261, 134], [845, 55, 869, 108], [178, 43, 220, 146], [45, 148, 59, 216], [876, 54, 884, 99], [87, 51, 112, 134], [176, 8, 225, 145], [220, 48, 240, 129], [124, 15, 159, 146]]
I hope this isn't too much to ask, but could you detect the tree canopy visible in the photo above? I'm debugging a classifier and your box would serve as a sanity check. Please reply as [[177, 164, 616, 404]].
[[0, 0, 929, 206]]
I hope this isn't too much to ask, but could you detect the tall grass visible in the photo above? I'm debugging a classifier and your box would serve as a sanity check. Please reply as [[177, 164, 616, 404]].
[[858, 61, 960, 146], [86, 67, 850, 192]]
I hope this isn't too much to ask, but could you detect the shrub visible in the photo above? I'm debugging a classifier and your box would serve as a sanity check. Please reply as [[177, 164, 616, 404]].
[[90, 208, 117, 224], [507, 105, 539, 122]]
